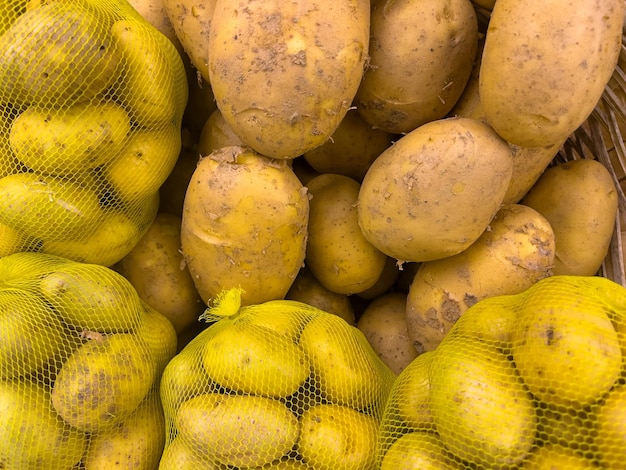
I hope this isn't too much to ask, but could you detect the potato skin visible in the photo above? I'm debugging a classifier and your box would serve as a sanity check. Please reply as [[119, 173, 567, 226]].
[[479, 0, 625, 147], [357, 117, 513, 262], [180, 146, 309, 306], [208, 0, 370, 159], [355, 0, 478, 134]]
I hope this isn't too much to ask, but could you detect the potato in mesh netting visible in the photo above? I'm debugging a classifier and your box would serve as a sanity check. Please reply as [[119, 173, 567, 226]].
[[159, 288, 397, 469], [376, 275, 626, 469], [0, 251, 177, 469], [0, 0, 188, 266]]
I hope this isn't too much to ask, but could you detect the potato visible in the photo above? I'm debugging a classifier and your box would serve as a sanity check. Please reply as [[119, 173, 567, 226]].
[[521, 159, 618, 276], [0, 172, 104, 242], [520, 444, 597, 469], [200, 319, 310, 398], [159, 436, 222, 470], [479, 0, 625, 147], [84, 391, 165, 470], [105, 122, 182, 203], [114, 212, 204, 334], [180, 146, 309, 306], [380, 431, 462, 470], [163, 0, 217, 82], [302, 109, 394, 182], [594, 383, 626, 469], [0, 2, 120, 105], [126, 0, 184, 54], [197, 108, 245, 157], [135, 300, 179, 374], [306, 173, 387, 295], [297, 403, 378, 470], [175, 393, 300, 468], [405, 203, 555, 353], [357, 292, 418, 375], [10, 101, 131, 175], [355, 0, 478, 134], [285, 266, 356, 325], [51, 332, 157, 433], [0, 380, 87, 469], [158, 141, 199, 217], [429, 338, 537, 468], [208, 0, 370, 159], [358, 117, 513, 262], [356, 256, 401, 301]]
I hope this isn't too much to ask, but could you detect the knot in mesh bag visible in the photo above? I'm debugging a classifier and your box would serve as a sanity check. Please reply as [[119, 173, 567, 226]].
[[0, 0, 188, 266], [159, 288, 396, 470], [376, 274, 626, 469], [0, 251, 177, 468]]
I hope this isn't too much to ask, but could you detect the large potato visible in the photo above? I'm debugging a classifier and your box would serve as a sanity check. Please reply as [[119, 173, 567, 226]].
[[306, 173, 387, 295], [357, 117, 513, 262], [405, 204, 555, 353], [180, 146, 309, 306], [479, 0, 625, 147], [208, 0, 370, 159], [355, 0, 478, 134]]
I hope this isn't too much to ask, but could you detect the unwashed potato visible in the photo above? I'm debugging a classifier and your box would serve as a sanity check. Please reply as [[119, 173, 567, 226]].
[[197, 108, 244, 157], [358, 116, 513, 262], [521, 158, 618, 276], [357, 292, 418, 375], [114, 212, 205, 334], [208, 0, 370, 159], [181, 146, 309, 306], [127, 0, 184, 54], [479, 0, 625, 147], [406, 203, 555, 353], [355, 0, 478, 134]]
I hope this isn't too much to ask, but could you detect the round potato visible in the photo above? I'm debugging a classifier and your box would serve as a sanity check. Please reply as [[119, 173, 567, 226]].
[[197, 108, 244, 157], [306, 173, 387, 295], [357, 116, 513, 262], [208, 0, 370, 159], [380, 431, 462, 470], [355, 0, 478, 134]]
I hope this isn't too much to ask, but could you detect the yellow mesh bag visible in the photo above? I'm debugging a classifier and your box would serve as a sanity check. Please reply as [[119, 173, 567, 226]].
[[159, 288, 397, 469], [0, 251, 177, 468], [375, 274, 626, 469], [0, 0, 188, 266]]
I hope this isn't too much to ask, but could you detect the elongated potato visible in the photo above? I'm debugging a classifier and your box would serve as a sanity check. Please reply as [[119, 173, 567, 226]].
[[479, 0, 625, 147], [208, 0, 370, 159], [181, 146, 309, 306]]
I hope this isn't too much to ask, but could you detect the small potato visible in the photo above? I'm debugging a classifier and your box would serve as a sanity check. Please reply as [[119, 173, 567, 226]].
[[181, 146, 309, 306], [406, 203, 555, 353], [380, 431, 462, 470], [479, 0, 625, 147], [357, 292, 418, 375], [175, 393, 300, 468], [521, 444, 597, 469], [355, 0, 478, 134], [10, 102, 131, 175], [358, 117, 513, 262], [356, 256, 401, 301], [127, 0, 184, 54], [298, 403, 378, 470], [197, 108, 244, 157], [521, 158, 618, 276], [208, 0, 370, 159], [159, 436, 222, 470], [114, 212, 204, 334], [594, 383, 626, 469], [306, 173, 387, 295]]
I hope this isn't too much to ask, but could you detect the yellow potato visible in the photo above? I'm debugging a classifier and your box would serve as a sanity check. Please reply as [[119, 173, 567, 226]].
[[379, 431, 462, 470], [594, 383, 626, 469], [105, 122, 182, 203], [297, 403, 378, 470], [0, 222, 37, 258], [10, 101, 131, 175], [520, 444, 597, 469], [521, 158, 618, 276], [355, 0, 478, 134], [114, 212, 204, 334], [405, 203, 555, 353], [175, 393, 300, 468], [181, 146, 309, 306], [126, 0, 184, 54], [357, 292, 418, 375], [479, 0, 625, 147], [208, 0, 370, 159], [135, 300, 178, 375], [159, 436, 222, 470], [306, 173, 387, 295], [356, 256, 401, 301], [0, 380, 87, 469], [358, 116, 513, 262], [197, 108, 245, 157], [158, 142, 200, 216]]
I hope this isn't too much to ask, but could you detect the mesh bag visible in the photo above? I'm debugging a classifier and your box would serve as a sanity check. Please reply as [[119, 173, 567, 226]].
[[0, 251, 177, 468], [0, 0, 188, 266], [159, 288, 396, 469], [375, 274, 626, 469]]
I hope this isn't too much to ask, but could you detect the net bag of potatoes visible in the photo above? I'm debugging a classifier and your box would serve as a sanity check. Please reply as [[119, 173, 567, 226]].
[[159, 288, 397, 470], [0, 0, 188, 267], [0, 251, 177, 469], [375, 274, 626, 469]]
